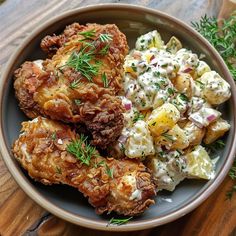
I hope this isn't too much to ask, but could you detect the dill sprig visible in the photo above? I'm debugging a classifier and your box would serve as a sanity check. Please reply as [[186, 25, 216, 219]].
[[105, 164, 113, 178], [192, 13, 236, 81], [67, 134, 97, 166], [107, 217, 133, 226], [65, 46, 100, 82], [69, 79, 81, 89], [99, 33, 113, 42], [102, 73, 109, 88], [78, 29, 96, 40]]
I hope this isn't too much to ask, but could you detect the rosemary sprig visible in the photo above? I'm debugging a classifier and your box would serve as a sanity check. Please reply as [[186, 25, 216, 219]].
[[107, 217, 133, 226], [67, 134, 97, 166]]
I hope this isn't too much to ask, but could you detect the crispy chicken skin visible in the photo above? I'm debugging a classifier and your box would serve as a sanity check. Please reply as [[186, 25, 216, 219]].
[[14, 23, 129, 148], [12, 117, 155, 216]]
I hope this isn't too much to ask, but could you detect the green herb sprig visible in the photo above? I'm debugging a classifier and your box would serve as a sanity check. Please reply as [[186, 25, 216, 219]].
[[65, 47, 100, 82], [107, 217, 133, 226], [67, 134, 97, 166], [192, 13, 236, 81]]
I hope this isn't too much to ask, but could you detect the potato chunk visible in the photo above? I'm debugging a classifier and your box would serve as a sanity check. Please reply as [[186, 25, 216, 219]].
[[172, 73, 192, 98], [184, 145, 214, 180], [204, 118, 230, 144], [196, 71, 231, 105], [155, 124, 189, 150], [183, 121, 205, 146], [148, 103, 180, 137], [147, 155, 186, 191], [125, 120, 155, 158], [135, 30, 164, 50], [166, 36, 182, 54]]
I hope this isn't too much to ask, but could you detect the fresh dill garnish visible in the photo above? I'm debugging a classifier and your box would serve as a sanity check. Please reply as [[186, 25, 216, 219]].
[[204, 139, 225, 154], [105, 164, 113, 178], [55, 166, 62, 174], [74, 99, 81, 105], [161, 132, 174, 142], [78, 29, 96, 39], [67, 134, 97, 166], [69, 79, 81, 89], [133, 111, 145, 123], [102, 73, 109, 88], [192, 13, 236, 81], [107, 217, 133, 226], [51, 131, 57, 141], [65, 46, 100, 82], [94, 160, 105, 168], [99, 44, 110, 55], [99, 33, 113, 42]]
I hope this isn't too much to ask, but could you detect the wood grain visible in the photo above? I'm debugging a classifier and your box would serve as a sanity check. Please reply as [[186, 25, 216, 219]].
[[1, 0, 236, 235]]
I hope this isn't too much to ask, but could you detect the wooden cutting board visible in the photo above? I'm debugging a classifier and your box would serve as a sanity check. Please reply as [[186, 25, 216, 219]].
[[0, 0, 235, 235]]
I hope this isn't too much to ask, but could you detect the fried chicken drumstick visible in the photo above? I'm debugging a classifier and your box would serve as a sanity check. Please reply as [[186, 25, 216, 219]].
[[14, 23, 129, 148], [12, 117, 155, 216]]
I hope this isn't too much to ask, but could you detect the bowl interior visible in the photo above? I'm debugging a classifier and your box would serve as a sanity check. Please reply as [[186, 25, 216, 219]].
[[1, 5, 235, 229]]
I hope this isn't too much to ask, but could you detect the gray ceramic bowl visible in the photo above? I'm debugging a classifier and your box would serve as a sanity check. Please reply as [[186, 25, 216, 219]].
[[0, 4, 236, 231]]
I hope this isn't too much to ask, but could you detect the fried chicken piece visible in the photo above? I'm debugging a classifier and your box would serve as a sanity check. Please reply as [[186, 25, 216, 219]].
[[41, 23, 128, 93], [14, 23, 129, 148], [12, 117, 155, 216]]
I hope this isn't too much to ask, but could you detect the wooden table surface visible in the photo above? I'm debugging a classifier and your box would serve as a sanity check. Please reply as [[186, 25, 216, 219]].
[[0, 0, 235, 235]]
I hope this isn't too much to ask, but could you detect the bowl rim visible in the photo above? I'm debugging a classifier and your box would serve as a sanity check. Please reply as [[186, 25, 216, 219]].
[[1, 3, 236, 232]]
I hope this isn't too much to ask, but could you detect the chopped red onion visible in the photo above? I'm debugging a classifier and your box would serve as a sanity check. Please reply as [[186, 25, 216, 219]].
[[207, 114, 216, 122], [183, 67, 193, 73], [189, 116, 204, 128], [124, 102, 132, 110]]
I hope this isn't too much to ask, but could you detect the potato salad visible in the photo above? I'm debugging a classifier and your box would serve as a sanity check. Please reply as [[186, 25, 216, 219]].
[[115, 30, 231, 192]]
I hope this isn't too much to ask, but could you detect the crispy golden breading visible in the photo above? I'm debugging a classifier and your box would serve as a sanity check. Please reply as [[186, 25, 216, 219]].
[[12, 117, 155, 216], [14, 23, 129, 148]]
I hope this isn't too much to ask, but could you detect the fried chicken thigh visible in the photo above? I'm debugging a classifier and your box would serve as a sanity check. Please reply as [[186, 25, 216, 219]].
[[14, 23, 129, 148], [12, 117, 155, 216]]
